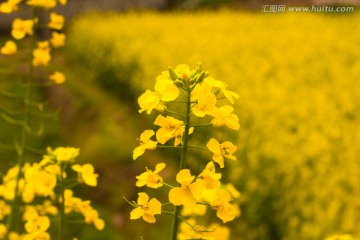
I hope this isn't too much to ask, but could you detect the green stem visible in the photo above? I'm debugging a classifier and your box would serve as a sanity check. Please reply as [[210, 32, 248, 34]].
[[165, 109, 185, 118], [170, 86, 191, 240], [161, 181, 175, 189], [58, 165, 66, 240], [189, 123, 212, 127], [157, 145, 183, 150], [5, 7, 37, 239], [187, 145, 207, 150]]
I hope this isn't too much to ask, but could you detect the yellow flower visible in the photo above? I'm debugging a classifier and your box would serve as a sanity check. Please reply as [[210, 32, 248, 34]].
[[136, 163, 166, 188], [8, 232, 20, 240], [0, 166, 24, 201], [22, 164, 57, 202], [63, 189, 81, 213], [36, 200, 58, 216], [11, 18, 33, 39], [32, 41, 51, 67], [0, 0, 21, 14], [49, 71, 66, 84], [26, 0, 56, 8], [23, 231, 50, 240], [0, 224, 7, 238], [72, 164, 99, 187], [80, 205, 105, 230], [325, 235, 359, 240], [210, 105, 240, 130], [23, 208, 50, 233], [48, 12, 64, 30], [58, 0, 66, 5], [138, 75, 179, 114], [133, 130, 157, 160], [179, 219, 228, 240], [47, 146, 79, 162], [1, 40, 17, 55], [130, 192, 161, 223], [182, 204, 207, 217], [225, 183, 241, 199], [207, 223, 231, 240], [0, 201, 10, 221], [169, 169, 198, 209], [191, 82, 217, 117], [50, 32, 66, 48], [198, 161, 222, 189], [174, 64, 191, 78], [154, 115, 193, 146], [204, 77, 239, 104], [206, 138, 237, 168], [207, 189, 239, 223]]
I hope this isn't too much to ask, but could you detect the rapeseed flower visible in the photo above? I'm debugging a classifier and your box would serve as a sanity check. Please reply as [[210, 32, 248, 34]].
[[168, 169, 198, 209], [26, 0, 56, 8], [154, 115, 193, 146], [0, 0, 21, 13], [72, 164, 98, 187], [204, 77, 239, 104], [11, 18, 33, 39], [22, 164, 57, 202], [206, 138, 237, 168], [130, 192, 161, 223], [32, 41, 51, 66], [48, 12, 64, 30], [206, 189, 239, 223], [50, 32, 65, 48], [136, 163, 166, 188], [0, 224, 6, 238], [0, 201, 10, 221], [210, 105, 240, 130], [80, 205, 105, 230], [325, 235, 359, 240], [49, 71, 66, 84], [191, 82, 217, 117], [1, 40, 17, 55], [198, 161, 221, 189], [138, 75, 179, 114], [23, 207, 50, 234], [46, 146, 79, 162], [133, 130, 157, 160]]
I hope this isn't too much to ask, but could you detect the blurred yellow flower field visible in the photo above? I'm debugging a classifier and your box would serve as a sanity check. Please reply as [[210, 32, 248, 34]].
[[66, 10, 360, 239]]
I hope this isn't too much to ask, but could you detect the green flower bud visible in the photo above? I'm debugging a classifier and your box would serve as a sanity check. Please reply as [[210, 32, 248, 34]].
[[195, 62, 202, 74], [189, 70, 197, 78], [174, 79, 183, 87], [168, 67, 178, 81], [195, 71, 206, 84]]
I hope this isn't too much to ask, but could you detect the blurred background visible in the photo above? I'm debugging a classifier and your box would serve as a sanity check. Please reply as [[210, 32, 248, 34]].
[[1, 0, 360, 239]]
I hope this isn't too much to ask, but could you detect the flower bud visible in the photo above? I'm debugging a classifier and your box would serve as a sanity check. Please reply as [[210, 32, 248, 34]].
[[168, 67, 178, 81], [174, 79, 183, 87], [195, 62, 202, 74], [195, 71, 206, 84]]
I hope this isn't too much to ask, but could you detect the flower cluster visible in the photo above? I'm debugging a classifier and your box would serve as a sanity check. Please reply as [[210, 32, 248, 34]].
[[0, 147, 104, 239], [325, 235, 359, 240], [1, 0, 67, 84], [128, 64, 241, 239], [0, 1, 104, 239], [68, 11, 360, 239]]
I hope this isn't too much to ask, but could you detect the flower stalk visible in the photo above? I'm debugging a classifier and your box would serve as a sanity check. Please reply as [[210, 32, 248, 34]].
[[129, 63, 241, 239], [5, 7, 37, 238], [171, 86, 191, 240], [58, 165, 66, 240]]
